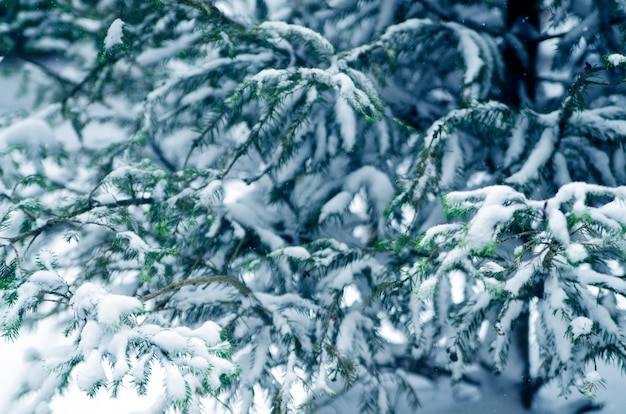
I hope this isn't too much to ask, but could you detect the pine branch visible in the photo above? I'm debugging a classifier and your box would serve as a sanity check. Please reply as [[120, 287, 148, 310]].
[[6, 197, 154, 244], [139, 275, 252, 302]]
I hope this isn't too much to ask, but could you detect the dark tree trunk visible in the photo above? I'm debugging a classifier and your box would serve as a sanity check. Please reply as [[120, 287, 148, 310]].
[[502, 0, 541, 107]]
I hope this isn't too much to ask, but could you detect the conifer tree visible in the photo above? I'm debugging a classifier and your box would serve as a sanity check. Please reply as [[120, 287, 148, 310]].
[[2, 0, 626, 413]]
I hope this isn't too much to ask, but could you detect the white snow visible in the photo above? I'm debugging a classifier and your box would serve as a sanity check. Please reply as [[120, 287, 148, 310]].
[[162, 362, 187, 401], [448, 185, 526, 251], [546, 204, 570, 246], [76, 350, 106, 392], [552, 152, 572, 186], [381, 18, 432, 41], [585, 369, 603, 383], [0, 118, 55, 152], [335, 97, 356, 151], [504, 261, 536, 295], [70, 283, 142, 325], [336, 311, 361, 353], [104, 19, 125, 50], [259, 21, 334, 56], [152, 330, 188, 354], [29, 270, 66, 291], [504, 116, 528, 168], [606, 53, 626, 66], [570, 316, 593, 339], [97, 294, 142, 325], [566, 243, 588, 263], [272, 246, 311, 260], [319, 191, 352, 222], [506, 126, 557, 185], [344, 166, 394, 217], [187, 321, 222, 346], [440, 132, 462, 187], [446, 22, 483, 87]]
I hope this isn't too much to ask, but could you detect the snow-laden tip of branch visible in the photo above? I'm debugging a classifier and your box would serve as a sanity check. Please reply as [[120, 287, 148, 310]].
[[259, 20, 334, 57], [445, 22, 485, 90], [570, 316, 593, 339], [606, 53, 626, 67], [447, 185, 527, 251], [104, 18, 125, 50], [380, 18, 433, 41]]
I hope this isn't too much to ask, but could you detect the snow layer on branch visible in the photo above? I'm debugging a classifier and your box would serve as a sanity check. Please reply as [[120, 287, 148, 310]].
[[445, 22, 483, 87], [104, 18, 124, 50], [70, 283, 142, 325], [545, 202, 570, 246], [570, 111, 626, 141], [271, 246, 311, 260], [540, 301, 572, 362], [440, 132, 462, 187], [0, 118, 55, 152], [153, 330, 188, 354], [506, 125, 557, 185], [136, 32, 202, 66], [447, 185, 526, 251], [163, 361, 187, 401], [319, 191, 352, 222], [259, 21, 334, 57], [570, 316, 593, 339], [505, 261, 535, 295], [335, 97, 356, 151], [503, 116, 528, 168], [381, 18, 432, 41], [29, 270, 66, 291], [77, 350, 106, 392]]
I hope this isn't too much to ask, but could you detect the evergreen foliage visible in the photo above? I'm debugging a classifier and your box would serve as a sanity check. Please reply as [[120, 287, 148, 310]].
[[2, 0, 626, 412]]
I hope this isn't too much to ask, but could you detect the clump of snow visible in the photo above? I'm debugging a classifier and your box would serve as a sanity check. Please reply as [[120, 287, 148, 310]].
[[319, 191, 352, 222], [0, 118, 55, 152], [416, 276, 438, 300], [585, 370, 603, 383], [570, 316, 593, 339], [29, 270, 66, 292], [97, 294, 142, 325], [104, 18, 125, 50], [606, 53, 626, 66], [163, 362, 187, 401], [76, 350, 106, 393], [188, 321, 222, 346], [152, 330, 188, 354], [272, 246, 311, 260], [547, 204, 570, 246], [70, 282, 142, 325], [448, 185, 526, 251], [566, 243, 588, 263]]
